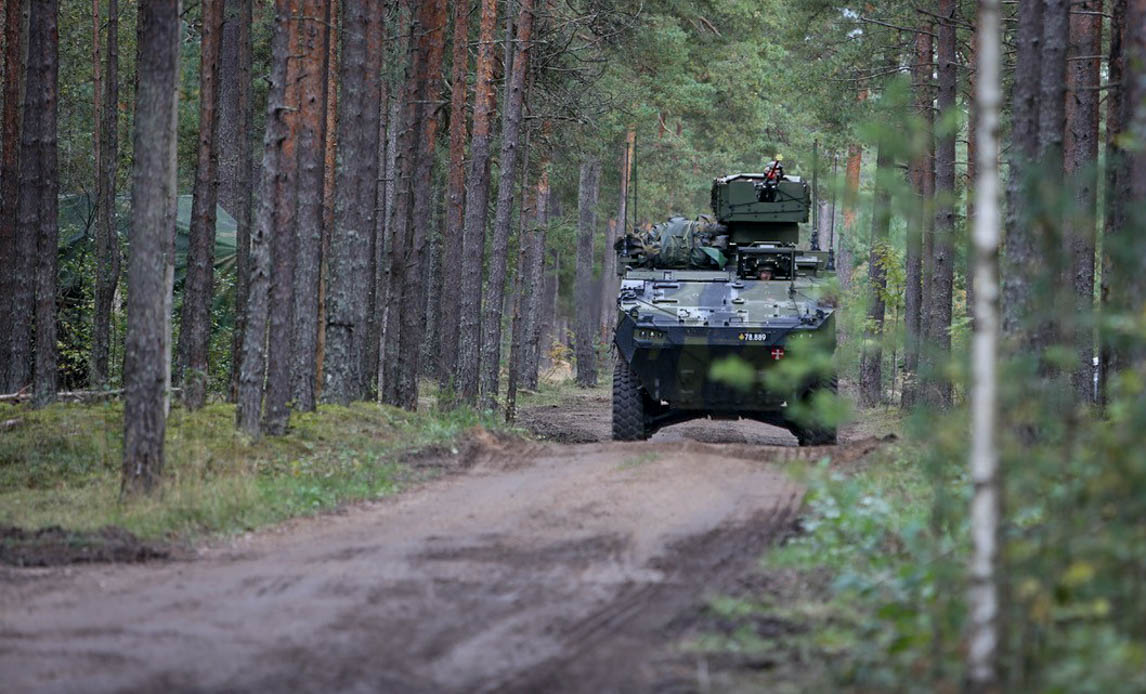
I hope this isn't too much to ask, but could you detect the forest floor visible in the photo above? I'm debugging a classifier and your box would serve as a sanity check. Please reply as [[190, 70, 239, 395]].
[[0, 384, 894, 693]]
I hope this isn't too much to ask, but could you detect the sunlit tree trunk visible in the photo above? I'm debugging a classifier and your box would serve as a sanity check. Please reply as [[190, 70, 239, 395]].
[[968, 0, 1002, 685], [177, 0, 224, 410], [123, 0, 180, 494], [574, 157, 600, 388], [454, 0, 499, 405], [479, 0, 534, 410]]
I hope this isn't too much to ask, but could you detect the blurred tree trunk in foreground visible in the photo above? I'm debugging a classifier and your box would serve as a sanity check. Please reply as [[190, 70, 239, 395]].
[[967, 0, 1002, 686]]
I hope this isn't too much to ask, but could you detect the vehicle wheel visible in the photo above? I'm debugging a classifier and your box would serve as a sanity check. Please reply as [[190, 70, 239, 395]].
[[612, 359, 648, 441], [791, 375, 838, 446]]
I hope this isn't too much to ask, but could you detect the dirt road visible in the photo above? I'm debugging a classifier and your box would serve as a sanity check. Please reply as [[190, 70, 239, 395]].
[[1, 393, 869, 693]]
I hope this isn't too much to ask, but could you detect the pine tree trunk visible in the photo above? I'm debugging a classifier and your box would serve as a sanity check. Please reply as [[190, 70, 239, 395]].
[[904, 26, 932, 408], [382, 13, 418, 406], [90, 0, 118, 388], [1122, 0, 1146, 357], [926, 0, 957, 407], [396, 0, 447, 409], [438, 0, 470, 389], [365, 76, 389, 402], [122, 0, 179, 494], [324, 0, 382, 405], [838, 143, 861, 290], [237, 0, 292, 436], [478, 0, 533, 410], [860, 143, 892, 408], [574, 157, 600, 388], [525, 159, 551, 389], [1099, 0, 1127, 402], [454, 0, 499, 406], [967, 0, 1003, 685], [1003, 0, 1043, 342], [1065, 0, 1101, 403], [177, 0, 224, 410], [22, 0, 59, 407], [966, 27, 978, 326], [505, 176, 536, 422], [289, 0, 330, 413], [226, 0, 253, 402], [316, 0, 337, 398], [0, 0, 21, 391], [263, 2, 303, 435]]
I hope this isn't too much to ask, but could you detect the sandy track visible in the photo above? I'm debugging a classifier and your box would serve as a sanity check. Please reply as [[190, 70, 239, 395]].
[[0, 415, 826, 693]]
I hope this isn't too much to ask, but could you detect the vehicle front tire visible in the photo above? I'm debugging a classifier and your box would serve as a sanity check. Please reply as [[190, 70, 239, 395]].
[[790, 375, 838, 446], [612, 359, 649, 441]]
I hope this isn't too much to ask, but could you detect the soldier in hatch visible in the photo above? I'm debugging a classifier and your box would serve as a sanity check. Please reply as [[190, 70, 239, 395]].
[[757, 262, 778, 281]]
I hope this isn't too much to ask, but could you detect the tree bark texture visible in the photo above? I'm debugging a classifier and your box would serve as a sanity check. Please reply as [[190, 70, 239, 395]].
[[926, 0, 957, 407], [860, 142, 892, 408], [478, 0, 533, 410], [87, 0, 102, 384], [1099, 0, 1127, 402], [438, 0, 470, 389], [1064, 0, 1101, 403], [289, 0, 330, 412], [381, 13, 419, 406], [262, 2, 303, 435], [393, 0, 448, 410], [0, 0, 22, 390], [122, 0, 179, 494], [505, 180, 537, 423], [454, 0, 499, 406], [20, 0, 59, 407], [574, 157, 600, 388], [1003, 0, 1043, 342], [225, 0, 253, 401], [316, 0, 338, 398], [237, 0, 291, 436], [1039, 0, 1069, 165], [90, 0, 119, 388], [904, 26, 932, 408], [324, 0, 382, 405], [177, 0, 224, 410], [524, 158, 551, 389], [365, 75, 389, 402]]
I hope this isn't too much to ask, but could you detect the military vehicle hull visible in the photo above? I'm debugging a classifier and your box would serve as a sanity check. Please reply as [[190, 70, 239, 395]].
[[612, 168, 837, 445]]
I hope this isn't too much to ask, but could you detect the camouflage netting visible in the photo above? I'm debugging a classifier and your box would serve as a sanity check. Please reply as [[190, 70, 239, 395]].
[[622, 216, 727, 270]]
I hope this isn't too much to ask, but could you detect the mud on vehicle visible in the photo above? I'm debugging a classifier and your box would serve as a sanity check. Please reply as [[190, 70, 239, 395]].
[[611, 162, 838, 445]]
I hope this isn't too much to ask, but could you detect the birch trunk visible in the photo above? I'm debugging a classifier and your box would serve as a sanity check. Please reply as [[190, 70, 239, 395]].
[[967, 0, 1002, 684]]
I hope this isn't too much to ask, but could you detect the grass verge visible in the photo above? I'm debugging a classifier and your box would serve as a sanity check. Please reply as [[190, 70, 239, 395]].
[[0, 399, 507, 545]]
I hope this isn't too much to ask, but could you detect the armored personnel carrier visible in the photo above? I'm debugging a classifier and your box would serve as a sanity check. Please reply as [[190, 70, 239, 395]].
[[612, 161, 837, 445]]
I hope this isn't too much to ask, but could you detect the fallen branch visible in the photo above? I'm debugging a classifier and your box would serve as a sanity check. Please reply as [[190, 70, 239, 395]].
[[0, 389, 125, 404]]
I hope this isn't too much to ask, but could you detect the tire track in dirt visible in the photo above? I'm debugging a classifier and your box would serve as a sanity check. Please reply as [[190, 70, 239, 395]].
[[0, 408, 880, 693]]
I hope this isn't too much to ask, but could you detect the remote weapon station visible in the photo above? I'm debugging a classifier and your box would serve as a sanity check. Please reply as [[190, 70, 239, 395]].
[[612, 159, 838, 445]]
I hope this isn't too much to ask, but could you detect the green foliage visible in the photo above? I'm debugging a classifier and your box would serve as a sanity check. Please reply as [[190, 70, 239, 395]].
[[0, 401, 506, 540]]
